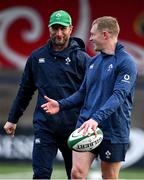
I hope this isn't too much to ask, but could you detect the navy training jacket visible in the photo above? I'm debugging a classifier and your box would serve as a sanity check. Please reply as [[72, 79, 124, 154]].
[[8, 37, 90, 134], [59, 43, 138, 143]]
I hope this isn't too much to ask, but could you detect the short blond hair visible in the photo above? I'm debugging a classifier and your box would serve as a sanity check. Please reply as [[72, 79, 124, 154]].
[[92, 16, 120, 37]]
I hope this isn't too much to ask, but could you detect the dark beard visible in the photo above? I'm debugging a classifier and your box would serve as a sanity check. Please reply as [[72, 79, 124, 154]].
[[51, 37, 68, 47]]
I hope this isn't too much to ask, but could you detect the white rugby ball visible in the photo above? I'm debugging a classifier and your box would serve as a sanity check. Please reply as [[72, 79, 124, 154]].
[[67, 127, 103, 152]]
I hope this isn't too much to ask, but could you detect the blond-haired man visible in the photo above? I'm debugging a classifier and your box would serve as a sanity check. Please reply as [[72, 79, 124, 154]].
[[41, 16, 137, 179]]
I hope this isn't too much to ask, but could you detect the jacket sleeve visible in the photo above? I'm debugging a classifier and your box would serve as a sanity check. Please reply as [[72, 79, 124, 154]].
[[91, 57, 137, 124], [8, 56, 36, 123], [58, 75, 87, 110]]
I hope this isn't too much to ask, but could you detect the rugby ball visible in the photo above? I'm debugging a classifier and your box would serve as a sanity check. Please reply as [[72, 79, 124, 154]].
[[67, 127, 103, 152]]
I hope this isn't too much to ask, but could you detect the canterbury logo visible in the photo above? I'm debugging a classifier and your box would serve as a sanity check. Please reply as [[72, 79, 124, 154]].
[[38, 58, 45, 63]]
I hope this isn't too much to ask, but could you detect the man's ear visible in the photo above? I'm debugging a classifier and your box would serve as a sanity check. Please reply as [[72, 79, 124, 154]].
[[70, 25, 73, 32], [103, 31, 109, 40]]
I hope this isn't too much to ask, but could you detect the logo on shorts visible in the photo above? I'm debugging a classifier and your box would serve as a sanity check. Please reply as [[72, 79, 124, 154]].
[[35, 138, 41, 144], [105, 150, 111, 159]]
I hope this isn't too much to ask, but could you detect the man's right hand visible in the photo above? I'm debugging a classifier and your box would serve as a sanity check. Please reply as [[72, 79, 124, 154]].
[[41, 95, 60, 115], [4, 122, 17, 137]]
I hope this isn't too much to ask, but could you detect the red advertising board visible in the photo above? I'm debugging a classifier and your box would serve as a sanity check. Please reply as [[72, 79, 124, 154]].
[[0, 0, 144, 75]]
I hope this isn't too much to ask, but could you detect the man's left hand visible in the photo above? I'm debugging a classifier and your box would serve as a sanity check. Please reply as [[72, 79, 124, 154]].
[[78, 118, 98, 135]]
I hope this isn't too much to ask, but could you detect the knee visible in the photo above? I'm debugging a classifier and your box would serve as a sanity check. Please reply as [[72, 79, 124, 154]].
[[102, 170, 119, 179], [71, 166, 87, 179]]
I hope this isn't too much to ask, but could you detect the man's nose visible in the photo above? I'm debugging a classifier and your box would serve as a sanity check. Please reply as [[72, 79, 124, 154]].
[[89, 36, 92, 41], [56, 29, 63, 36], [89, 35, 93, 41]]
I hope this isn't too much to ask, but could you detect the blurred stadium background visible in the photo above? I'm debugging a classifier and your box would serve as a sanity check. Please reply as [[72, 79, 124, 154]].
[[0, 0, 144, 179]]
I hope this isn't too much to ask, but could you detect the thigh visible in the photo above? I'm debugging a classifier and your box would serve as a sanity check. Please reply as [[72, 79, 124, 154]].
[[98, 140, 128, 179], [72, 151, 95, 175]]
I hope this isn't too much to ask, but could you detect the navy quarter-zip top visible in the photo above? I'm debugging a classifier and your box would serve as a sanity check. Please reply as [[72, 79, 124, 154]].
[[59, 42, 137, 143], [8, 37, 90, 134]]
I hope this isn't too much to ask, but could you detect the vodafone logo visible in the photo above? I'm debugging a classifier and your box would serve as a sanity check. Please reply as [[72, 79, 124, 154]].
[[122, 74, 130, 83], [124, 74, 130, 80]]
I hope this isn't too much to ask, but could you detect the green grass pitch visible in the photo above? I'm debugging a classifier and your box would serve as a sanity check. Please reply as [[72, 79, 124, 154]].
[[0, 162, 144, 179]]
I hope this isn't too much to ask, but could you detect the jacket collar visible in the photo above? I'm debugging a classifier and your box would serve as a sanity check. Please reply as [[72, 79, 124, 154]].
[[47, 37, 85, 58]]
